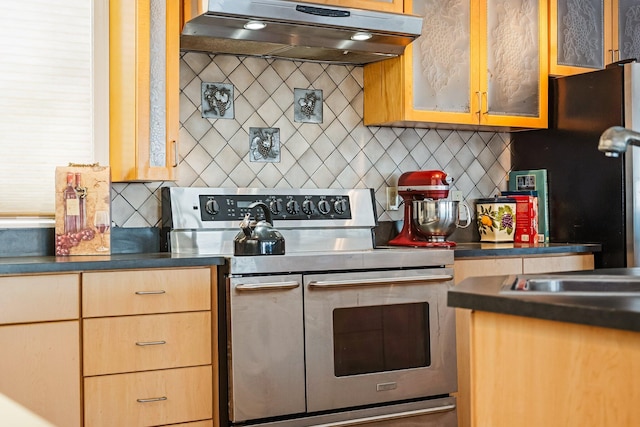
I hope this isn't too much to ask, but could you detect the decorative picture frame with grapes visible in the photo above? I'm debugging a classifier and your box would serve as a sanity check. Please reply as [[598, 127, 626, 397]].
[[294, 88, 323, 123], [201, 82, 234, 119]]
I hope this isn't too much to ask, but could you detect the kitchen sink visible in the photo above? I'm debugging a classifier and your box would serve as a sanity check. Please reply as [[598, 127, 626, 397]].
[[501, 274, 640, 296]]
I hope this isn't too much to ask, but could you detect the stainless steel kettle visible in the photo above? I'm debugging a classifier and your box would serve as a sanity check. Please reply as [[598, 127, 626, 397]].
[[233, 202, 285, 256]]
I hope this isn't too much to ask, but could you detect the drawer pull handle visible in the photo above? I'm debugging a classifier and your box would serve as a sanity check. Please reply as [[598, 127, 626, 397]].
[[137, 396, 167, 403], [309, 275, 453, 289], [135, 290, 166, 295], [135, 340, 166, 346]]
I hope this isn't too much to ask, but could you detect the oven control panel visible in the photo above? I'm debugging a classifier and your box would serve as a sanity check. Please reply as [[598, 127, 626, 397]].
[[198, 193, 352, 222]]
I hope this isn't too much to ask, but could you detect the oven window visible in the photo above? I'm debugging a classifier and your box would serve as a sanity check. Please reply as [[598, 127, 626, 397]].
[[332, 302, 431, 377]]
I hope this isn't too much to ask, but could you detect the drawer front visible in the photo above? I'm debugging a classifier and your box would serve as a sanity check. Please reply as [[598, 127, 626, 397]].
[[83, 268, 211, 317], [84, 366, 213, 427], [166, 421, 213, 427], [0, 274, 79, 324], [83, 312, 212, 376]]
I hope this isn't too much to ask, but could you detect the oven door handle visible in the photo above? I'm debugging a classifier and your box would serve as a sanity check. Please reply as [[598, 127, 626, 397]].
[[308, 274, 453, 289], [235, 281, 301, 291], [310, 403, 456, 427]]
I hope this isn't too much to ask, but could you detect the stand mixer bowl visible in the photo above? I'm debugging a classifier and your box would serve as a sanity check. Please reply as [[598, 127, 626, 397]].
[[413, 200, 471, 241]]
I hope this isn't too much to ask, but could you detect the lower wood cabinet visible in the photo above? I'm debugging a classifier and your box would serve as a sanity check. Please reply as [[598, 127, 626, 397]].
[[453, 253, 594, 427], [470, 311, 640, 426], [0, 321, 81, 427], [82, 267, 216, 427], [0, 273, 81, 427]]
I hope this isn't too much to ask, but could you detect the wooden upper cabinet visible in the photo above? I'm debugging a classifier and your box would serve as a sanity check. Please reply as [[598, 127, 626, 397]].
[[110, 0, 180, 182], [302, 0, 404, 13], [364, 0, 548, 130], [611, 0, 640, 63], [550, 0, 640, 76]]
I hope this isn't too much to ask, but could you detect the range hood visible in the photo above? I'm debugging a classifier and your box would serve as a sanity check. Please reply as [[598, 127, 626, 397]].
[[181, 0, 423, 65]]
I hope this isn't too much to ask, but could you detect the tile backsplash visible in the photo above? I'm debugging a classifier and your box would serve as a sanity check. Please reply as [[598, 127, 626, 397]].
[[111, 52, 511, 228]]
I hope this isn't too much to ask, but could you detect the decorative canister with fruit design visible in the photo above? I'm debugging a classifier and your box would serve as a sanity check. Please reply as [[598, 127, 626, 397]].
[[476, 197, 517, 242]]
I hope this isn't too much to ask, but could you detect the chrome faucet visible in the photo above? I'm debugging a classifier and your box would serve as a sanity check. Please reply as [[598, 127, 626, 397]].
[[598, 126, 640, 157]]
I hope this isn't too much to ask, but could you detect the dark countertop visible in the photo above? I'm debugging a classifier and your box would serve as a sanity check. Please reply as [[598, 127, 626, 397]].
[[0, 253, 226, 276], [449, 268, 640, 332], [453, 242, 601, 258], [0, 241, 601, 276]]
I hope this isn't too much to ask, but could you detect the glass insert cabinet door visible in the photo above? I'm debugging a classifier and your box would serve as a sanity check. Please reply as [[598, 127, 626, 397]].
[[618, 0, 640, 63], [409, 0, 546, 127], [109, 0, 178, 182], [411, 0, 473, 115], [551, 0, 640, 76], [484, 0, 543, 119], [555, 0, 606, 70]]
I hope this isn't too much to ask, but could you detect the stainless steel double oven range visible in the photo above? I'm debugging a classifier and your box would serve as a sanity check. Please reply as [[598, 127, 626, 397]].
[[162, 187, 458, 427]]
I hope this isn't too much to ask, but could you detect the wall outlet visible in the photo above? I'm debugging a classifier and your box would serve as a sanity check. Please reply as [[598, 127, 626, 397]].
[[386, 187, 399, 210], [451, 190, 463, 201]]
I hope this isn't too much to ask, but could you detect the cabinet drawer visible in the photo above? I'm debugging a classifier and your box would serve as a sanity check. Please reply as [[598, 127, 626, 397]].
[[83, 268, 211, 317], [83, 311, 212, 376], [0, 274, 79, 324], [84, 365, 213, 427]]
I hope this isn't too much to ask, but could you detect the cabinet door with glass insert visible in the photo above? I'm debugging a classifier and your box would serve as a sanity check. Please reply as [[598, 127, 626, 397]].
[[410, 0, 478, 124], [550, 0, 606, 75], [617, 0, 640, 62], [482, 0, 548, 128]]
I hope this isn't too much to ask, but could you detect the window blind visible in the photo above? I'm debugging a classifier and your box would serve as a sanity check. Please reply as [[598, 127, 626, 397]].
[[0, 1, 107, 218]]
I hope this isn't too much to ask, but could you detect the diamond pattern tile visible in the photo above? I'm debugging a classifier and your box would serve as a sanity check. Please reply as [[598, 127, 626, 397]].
[[114, 53, 514, 226]]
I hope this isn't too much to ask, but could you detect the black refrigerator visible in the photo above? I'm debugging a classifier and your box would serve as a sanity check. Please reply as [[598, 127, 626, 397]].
[[512, 62, 640, 269]]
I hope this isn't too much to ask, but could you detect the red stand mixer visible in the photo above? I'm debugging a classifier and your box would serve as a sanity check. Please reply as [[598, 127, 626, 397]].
[[388, 170, 469, 248]]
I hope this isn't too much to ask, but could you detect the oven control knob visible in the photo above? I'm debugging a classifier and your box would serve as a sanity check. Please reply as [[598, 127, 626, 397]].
[[270, 199, 283, 215], [286, 200, 300, 215], [334, 199, 348, 214], [204, 199, 220, 215], [318, 199, 331, 215], [302, 199, 315, 215]]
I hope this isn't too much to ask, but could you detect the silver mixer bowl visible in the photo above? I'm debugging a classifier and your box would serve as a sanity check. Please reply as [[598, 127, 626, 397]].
[[413, 200, 465, 241]]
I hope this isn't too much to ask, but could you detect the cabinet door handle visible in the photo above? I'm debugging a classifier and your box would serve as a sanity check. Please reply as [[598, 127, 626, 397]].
[[135, 290, 166, 295], [135, 340, 166, 346], [136, 396, 167, 403], [311, 403, 456, 426], [308, 274, 453, 289], [236, 281, 300, 291], [172, 140, 178, 167], [481, 91, 488, 116]]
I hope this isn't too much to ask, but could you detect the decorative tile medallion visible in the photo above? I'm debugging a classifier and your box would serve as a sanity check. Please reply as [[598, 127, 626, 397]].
[[201, 82, 234, 119], [249, 127, 281, 162], [294, 88, 323, 123]]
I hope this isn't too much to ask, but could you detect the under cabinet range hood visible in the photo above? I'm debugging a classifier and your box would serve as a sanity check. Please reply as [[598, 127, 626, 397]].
[[181, 0, 423, 65]]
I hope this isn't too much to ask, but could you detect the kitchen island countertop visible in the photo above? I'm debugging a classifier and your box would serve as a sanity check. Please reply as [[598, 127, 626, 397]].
[[449, 268, 640, 332]]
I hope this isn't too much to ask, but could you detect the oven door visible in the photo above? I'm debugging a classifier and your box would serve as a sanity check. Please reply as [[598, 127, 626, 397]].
[[303, 268, 456, 413], [228, 274, 306, 422]]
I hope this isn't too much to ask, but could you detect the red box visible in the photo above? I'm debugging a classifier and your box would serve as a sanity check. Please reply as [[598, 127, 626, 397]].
[[501, 191, 538, 244]]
